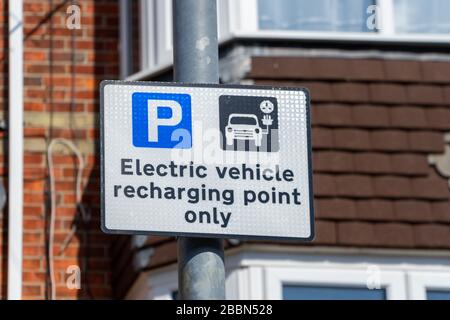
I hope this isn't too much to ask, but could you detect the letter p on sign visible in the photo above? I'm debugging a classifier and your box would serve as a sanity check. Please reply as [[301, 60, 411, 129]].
[[147, 100, 182, 142], [132, 92, 192, 149]]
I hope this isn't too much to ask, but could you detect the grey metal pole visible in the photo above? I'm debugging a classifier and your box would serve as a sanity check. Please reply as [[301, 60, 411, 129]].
[[172, 0, 225, 300]]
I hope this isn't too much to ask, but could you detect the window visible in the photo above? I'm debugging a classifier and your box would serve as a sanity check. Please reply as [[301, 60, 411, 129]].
[[128, 250, 450, 300], [394, 0, 450, 34], [233, 0, 450, 38], [122, 0, 450, 80], [283, 285, 386, 300], [264, 266, 406, 300], [121, 0, 231, 80], [256, 0, 450, 35], [426, 290, 450, 300], [409, 272, 450, 300], [258, 0, 375, 32]]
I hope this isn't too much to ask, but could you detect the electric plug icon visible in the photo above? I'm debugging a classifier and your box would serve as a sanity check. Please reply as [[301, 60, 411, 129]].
[[262, 114, 273, 126]]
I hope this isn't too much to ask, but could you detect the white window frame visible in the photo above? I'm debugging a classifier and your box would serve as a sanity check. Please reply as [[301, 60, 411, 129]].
[[139, 0, 153, 72], [408, 272, 450, 300], [125, 0, 231, 80], [126, 248, 450, 300], [131, 0, 174, 80], [123, 0, 450, 80], [264, 267, 406, 300], [131, 253, 247, 300], [231, 0, 450, 43]]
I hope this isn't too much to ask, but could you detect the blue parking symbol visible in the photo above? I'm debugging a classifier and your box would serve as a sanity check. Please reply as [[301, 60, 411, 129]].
[[132, 92, 192, 149]]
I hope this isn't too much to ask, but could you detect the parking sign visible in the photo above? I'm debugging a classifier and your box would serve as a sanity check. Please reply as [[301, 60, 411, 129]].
[[132, 92, 192, 148], [100, 81, 314, 241]]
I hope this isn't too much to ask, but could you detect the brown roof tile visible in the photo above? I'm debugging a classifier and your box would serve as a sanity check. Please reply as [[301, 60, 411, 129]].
[[373, 176, 412, 198], [315, 199, 357, 220], [251, 57, 350, 80], [312, 104, 352, 127], [426, 108, 450, 130], [355, 200, 395, 221], [303, 82, 334, 102], [351, 105, 390, 128], [333, 83, 370, 103], [337, 222, 376, 246], [353, 153, 392, 174], [411, 175, 450, 200], [313, 151, 354, 173], [369, 84, 408, 104], [393, 200, 433, 222], [408, 132, 445, 153], [422, 62, 450, 84], [371, 130, 409, 151], [431, 201, 450, 223], [335, 175, 374, 198], [390, 106, 428, 128], [311, 128, 334, 149], [348, 59, 385, 81], [390, 154, 429, 176], [374, 223, 415, 248], [251, 57, 450, 84], [407, 85, 445, 105], [443, 86, 450, 102], [384, 60, 422, 82], [333, 129, 371, 150], [314, 221, 337, 244], [313, 174, 337, 196], [250, 57, 313, 79], [312, 58, 351, 80], [414, 225, 450, 248]]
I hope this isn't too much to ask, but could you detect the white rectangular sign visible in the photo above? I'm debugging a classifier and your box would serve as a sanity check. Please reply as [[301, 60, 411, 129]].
[[100, 81, 314, 241]]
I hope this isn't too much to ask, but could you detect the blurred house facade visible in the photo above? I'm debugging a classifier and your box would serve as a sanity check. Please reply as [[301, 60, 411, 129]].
[[1, 0, 450, 300]]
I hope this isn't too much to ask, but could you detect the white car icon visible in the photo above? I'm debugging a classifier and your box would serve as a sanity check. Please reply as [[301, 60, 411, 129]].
[[225, 113, 263, 147]]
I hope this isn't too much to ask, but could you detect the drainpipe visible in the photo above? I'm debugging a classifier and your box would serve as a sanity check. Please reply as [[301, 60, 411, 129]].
[[7, 0, 23, 300]]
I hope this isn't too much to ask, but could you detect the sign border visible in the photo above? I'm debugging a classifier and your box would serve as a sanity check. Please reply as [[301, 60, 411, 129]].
[[100, 80, 315, 242]]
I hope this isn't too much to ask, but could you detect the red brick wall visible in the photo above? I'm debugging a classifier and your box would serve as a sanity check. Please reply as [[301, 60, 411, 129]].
[[1, 0, 119, 299]]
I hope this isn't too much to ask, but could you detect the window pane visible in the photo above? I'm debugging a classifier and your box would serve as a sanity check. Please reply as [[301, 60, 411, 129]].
[[394, 0, 450, 34], [258, 0, 375, 32], [283, 285, 386, 300], [427, 290, 450, 300]]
